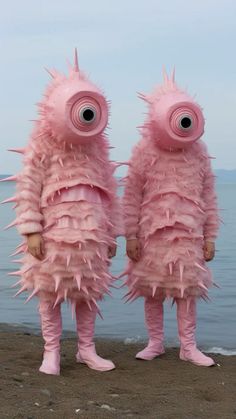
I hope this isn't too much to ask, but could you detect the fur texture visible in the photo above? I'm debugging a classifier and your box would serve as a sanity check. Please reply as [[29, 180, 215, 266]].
[[122, 72, 219, 301], [3, 53, 121, 308]]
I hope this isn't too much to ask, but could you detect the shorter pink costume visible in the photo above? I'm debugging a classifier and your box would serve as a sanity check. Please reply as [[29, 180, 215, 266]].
[[2, 51, 121, 375], [123, 70, 219, 367]]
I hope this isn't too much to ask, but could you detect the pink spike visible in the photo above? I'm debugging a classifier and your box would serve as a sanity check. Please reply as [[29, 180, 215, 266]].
[[194, 262, 207, 272], [24, 287, 39, 303], [75, 274, 81, 290], [137, 92, 151, 104], [92, 298, 103, 319], [125, 291, 140, 304], [152, 285, 157, 297], [87, 259, 92, 270], [180, 285, 185, 298], [199, 283, 208, 291], [171, 67, 175, 83], [54, 275, 61, 292], [0, 175, 18, 182], [162, 65, 169, 84], [74, 48, 79, 72], [53, 294, 62, 309], [179, 262, 184, 282], [86, 300, 92, 311], [11, 279, 23, 288], [8, 270, 22, 277], [66, 254, 71, 267], [169, 262, 173, 275], [4, 219, 18, 230], [8, 148, 25, 154], [14, 285, 27, 297], [59, 158, 64, 167], [93, 273, 101, 281], [10, 247, 24, 257], [11, 258, 23, 263], [96, 250, 102, 258], [82, 286, 89, 295], [166, 209, 170, 221], [44, 67, 56, 78], [1, 196, 18, 204]]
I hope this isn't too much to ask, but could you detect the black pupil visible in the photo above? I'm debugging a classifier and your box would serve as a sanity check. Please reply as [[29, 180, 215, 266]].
[[82, 109, 94, 122], [180, 117, 192, 129]]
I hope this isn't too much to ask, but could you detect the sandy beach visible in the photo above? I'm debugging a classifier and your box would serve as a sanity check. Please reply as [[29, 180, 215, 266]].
[[0, 326, 235, 419]]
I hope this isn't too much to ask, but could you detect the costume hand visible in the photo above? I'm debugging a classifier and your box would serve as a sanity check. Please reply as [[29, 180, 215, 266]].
[[126, 238, 141, 262], [27, 233, 45, 260], [108, 243, 117, 259], [203, 241, 215, 262]]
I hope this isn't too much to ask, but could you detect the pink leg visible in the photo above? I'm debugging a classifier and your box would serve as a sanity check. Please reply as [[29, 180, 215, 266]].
[[76, 301, 115, 372], [136, 296, 165, 360], [176, 297, 215, 367], [38, 300, 62, 376]]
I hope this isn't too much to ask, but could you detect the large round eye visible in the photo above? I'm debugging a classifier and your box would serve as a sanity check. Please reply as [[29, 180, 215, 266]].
[[79, 106, 96, 123], [179, 115, 192, 130]]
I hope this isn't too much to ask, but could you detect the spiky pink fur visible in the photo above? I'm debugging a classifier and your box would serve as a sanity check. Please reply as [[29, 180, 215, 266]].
[[6, 63, 121, 306], [123, 75, 219, 300]]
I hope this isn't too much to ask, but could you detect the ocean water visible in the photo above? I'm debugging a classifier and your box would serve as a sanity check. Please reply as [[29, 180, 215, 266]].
[[0, 182, 236, 353]]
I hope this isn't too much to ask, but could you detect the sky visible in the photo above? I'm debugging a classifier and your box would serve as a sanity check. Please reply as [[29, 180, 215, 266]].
[[0, 0, 236, 174]]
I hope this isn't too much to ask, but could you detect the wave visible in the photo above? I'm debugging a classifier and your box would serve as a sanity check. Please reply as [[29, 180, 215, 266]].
[[205, 347, 236, 356], [123, 338, 236, 356]]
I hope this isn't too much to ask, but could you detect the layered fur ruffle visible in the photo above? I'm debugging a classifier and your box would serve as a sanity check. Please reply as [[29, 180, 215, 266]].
[[122, 134, 219, 300], [5, 134, 121, 306]]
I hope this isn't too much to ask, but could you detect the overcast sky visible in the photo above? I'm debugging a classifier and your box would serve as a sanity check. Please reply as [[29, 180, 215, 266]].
[[0, 0, 235, 174]]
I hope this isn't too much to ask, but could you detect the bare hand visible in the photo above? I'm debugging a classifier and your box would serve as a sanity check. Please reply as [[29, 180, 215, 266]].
[[126, 238, 141, 262], [27, 233, 45, 260], [203, 241, 215, 262], [108, 243, 117, 259]]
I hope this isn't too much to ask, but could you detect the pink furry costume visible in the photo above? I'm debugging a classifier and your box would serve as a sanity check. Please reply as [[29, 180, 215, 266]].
[[2, 51, 121, 375], [123, 70, 219, 367]]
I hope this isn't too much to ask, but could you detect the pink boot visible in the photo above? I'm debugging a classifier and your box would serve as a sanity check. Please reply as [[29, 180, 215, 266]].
[[76, 301, 115, 372], [136, 297, 165, 360], [38, 300, 62, 376], [176, 297, 215, 367]]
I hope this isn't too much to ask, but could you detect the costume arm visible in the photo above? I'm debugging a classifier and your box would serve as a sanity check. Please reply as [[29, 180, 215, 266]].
[[123, 145, 145, 239], [202, 157, 219, 241], [15, 140, 46, 235]]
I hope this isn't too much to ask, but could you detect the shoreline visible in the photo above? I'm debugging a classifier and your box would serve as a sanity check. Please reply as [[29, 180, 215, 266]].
[[1, 322, 236, 356], [0, 329, 236, 418]]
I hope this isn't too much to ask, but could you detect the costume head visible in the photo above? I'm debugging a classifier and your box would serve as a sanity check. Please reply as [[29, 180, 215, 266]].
[[139, 68, 204, 150], [39, 49, 108, 145]]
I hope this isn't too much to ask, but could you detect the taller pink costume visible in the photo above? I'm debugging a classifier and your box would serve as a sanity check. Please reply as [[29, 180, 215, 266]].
[[2, 51, 121, 375], [123, 70, 219, 367]]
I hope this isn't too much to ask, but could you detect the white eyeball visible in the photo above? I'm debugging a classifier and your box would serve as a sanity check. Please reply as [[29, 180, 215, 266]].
[[179, 115, 193, 130], [79, 106, 96, 123]]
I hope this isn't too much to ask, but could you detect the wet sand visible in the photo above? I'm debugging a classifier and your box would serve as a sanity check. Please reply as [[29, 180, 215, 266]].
[[0, 327, 236, 419]]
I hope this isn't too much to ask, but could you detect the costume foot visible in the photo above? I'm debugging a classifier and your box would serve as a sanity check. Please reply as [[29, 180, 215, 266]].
[[180, 348, 215, 367], [76, 349, 115, 371], [136, 343, 165, 360], [39, 351, 60, 375]]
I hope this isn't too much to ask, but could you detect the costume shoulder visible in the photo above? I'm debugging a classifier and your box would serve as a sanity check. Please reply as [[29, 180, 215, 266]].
[[129, 136, 155, 174], [191, 139, 210, 160]]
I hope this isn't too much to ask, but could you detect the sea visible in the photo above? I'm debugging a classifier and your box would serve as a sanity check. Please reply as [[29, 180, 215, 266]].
[[0, 181, 236, 354]]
